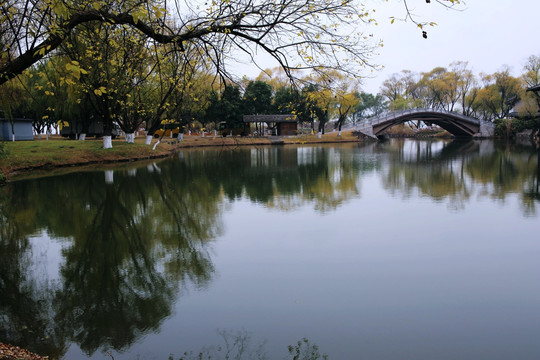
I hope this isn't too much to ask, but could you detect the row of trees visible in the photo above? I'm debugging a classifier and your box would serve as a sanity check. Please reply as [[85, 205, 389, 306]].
[[0, 0, 389, 147], [1, 52, 381, 141], [1, 0, 538, 144], [0, 0, 470, 147], [2, 51, 540, 143], [379, 57, 540, 124]]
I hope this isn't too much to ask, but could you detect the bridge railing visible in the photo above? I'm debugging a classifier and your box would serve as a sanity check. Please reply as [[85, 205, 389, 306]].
[[350, 107, 487, 131], [346, 108, 425, 132]]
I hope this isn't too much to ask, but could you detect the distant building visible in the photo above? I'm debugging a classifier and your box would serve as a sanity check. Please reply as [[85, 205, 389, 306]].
[[0, 118, 34, 141], [243, 114, 297, 136]]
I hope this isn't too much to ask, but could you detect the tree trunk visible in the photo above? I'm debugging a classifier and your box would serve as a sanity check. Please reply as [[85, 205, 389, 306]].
[[125, 133, 135, 143], [145, 135, 153, 145], [79, 133, 86, 140], [103, 135, 113, 149]]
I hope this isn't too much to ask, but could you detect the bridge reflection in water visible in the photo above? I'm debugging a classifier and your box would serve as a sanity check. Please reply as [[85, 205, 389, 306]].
[[351, 108, 495, 139]]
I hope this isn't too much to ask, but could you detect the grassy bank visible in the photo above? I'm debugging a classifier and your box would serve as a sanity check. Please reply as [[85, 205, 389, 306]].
[[0, 137, 169, 180], [0, 131, 362, 182]]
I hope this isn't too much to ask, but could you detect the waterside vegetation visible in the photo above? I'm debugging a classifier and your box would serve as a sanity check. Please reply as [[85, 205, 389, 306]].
[[0, 131, 363, 182]]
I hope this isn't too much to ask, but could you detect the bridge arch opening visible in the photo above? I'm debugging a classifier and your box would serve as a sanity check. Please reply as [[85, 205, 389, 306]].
[[374, 116, 477, 137]]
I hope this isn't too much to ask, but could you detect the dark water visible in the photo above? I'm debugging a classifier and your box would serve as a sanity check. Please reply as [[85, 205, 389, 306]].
[[1, 139, 539, 360]]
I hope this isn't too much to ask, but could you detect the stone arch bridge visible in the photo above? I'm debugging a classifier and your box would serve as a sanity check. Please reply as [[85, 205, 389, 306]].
[[353, 108, 495, 139]]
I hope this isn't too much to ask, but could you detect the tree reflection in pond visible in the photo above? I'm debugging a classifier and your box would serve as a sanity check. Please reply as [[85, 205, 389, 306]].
[[521, 149, 540, 216], [379, 139, 539, 213], [171, 330, 327, 360], [0, 193, 67, 358], [179, 146, 374, 213], [0, 140, 538, 359], [1, 160, 221, 357]]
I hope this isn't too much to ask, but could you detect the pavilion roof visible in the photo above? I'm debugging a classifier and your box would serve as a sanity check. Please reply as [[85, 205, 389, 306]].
[[243, 114, 297, 123]]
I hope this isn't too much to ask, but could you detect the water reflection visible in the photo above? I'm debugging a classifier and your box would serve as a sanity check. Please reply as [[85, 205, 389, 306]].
[[0, 193, 67, 358], [377, 140, 540, 213], [175, 146, 377, 212], [522, 151, 540, 216], [1, 162, 221, 357], [173, 331, 327, 360], [0, 140, 538, 358], [172, 141, 538, 214]]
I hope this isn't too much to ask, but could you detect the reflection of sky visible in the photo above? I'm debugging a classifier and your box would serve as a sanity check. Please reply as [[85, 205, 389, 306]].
[[28, 230, 65, 283], [297, 146, 323, 166], [400, 139, 446, 160]]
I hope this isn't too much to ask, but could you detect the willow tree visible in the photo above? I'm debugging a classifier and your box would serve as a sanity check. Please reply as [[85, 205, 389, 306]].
[[475, 68, 522, 121], [522, 55, 540, 88], [381, 70, 425, 110], [149, 49, 215, 143], [514, 55, 540, 134]]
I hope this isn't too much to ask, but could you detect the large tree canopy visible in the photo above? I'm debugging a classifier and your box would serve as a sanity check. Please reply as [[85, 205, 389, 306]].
[[0, 0, 375, 85], [0, 0, 463, 86]]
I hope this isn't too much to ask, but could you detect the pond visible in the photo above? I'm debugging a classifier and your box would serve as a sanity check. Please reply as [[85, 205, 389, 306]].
[[1, 139, 539, 360]]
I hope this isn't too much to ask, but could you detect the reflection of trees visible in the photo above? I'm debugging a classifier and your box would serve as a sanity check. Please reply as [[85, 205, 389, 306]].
[[0, 189, 67, 358], [145, 161, 219, 287], [178, 145, 374, 213], [54, 178, 174, 354], [465, 142, 538, 214], [382, 142, 472, 209], [53, 166, 220, 355], [0, 162, 221, 356], [380, 139, 539, 213], [174, 330, 328, 360], [2, 140, 539, 358], [1, 145, 369, 357], [521, 149, 540, 216]]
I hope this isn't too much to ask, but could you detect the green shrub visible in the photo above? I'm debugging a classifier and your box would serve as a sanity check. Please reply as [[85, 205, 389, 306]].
[[495, 117, 540, 138], [517, 117, 540, 132], [494, 119, 510, 137], [0, 140, 8, 158]]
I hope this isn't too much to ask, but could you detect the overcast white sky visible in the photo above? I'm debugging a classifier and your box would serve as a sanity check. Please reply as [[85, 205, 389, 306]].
[[238, 0, 539, 94]]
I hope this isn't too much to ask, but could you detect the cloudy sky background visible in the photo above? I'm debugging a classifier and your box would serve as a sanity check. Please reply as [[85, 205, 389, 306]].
[[359, 0, 539, 93], [239, 0, 539, 94]]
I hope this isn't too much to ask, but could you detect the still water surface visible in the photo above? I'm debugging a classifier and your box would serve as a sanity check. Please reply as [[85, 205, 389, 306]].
[[1, 139, 539, 359]]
